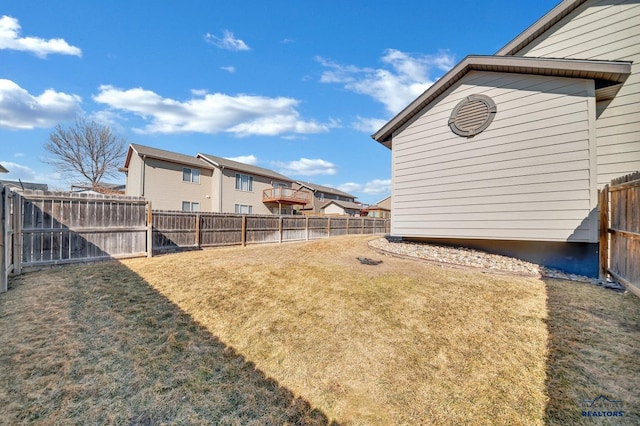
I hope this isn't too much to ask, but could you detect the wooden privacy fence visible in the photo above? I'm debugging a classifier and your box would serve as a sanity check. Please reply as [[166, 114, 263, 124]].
[[6, 189, 148, 279], [0, 187, 390, 292], [600, 172, 640, 297], [151, 211, 390, 252]]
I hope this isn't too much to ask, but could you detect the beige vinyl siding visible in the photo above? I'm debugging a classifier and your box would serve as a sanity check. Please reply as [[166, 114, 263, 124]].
[[515, 0, 640, 186], [142, 158, 213, 211], [124, 154, 143, 197], [392, 71, 597, 242], [220, 169, 286, 215], [323, 203, 346, 215]]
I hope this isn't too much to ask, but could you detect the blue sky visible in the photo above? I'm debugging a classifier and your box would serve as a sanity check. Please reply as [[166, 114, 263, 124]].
[[0, 0, 560, 204]]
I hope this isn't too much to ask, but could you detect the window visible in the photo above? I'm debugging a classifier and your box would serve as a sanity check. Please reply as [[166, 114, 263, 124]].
[[235, 204, 253, 214], [235, 173, 253, 192], [182, 167, 200, 183], [182, 201, 200, 212]]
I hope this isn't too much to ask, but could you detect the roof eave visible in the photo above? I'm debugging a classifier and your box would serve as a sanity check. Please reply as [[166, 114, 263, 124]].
[[371, 55, 632, 147], [496, 0, 588, 56]]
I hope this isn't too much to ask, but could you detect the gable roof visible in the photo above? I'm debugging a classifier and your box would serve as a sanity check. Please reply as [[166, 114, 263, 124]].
[[371, 55, 631, 148], [376, 195, 391, 205], [124, 143, 213, 170], [320, 199, 363, 211], [295, 181, 356, 199], [197, 153, 293, 182], [497, 0, 588, 56]]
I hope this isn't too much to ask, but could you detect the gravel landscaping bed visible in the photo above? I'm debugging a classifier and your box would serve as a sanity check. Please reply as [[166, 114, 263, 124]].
[[368, 237, 626, 291]]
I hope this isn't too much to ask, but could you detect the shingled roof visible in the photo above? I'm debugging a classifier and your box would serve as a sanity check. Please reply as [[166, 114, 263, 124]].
[[124, 143, 213, 170], [295, 181, 356, 200], [197, 153, 293, 182]]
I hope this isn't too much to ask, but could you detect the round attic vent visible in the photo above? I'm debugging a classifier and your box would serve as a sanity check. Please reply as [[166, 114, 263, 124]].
[[448, 94, 497, 137]]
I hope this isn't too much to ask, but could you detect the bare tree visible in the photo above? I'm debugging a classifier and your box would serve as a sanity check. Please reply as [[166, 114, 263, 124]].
[[44, 117, 127, 187]]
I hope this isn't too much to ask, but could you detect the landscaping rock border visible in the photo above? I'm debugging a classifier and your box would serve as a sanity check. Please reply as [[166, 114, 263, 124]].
[[368, 237, 627, 292]]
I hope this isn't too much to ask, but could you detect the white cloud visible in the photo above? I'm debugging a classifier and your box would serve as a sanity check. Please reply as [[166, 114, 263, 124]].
[[352, 116, 388, 133], [220, 66, 236, 73], [0, 15, 81, 57], [204, 30, 250, 51], [14, 152, 25, 158], [0, 79, 81, 129], [272, 158, 338, 177], [224, 155, 258, 165], [93, 85, 331, 137], [318, 49, 455, 115], [337, 179, 391, 196]]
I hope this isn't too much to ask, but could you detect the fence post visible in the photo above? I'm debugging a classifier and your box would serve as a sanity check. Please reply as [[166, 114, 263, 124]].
[[146, 201, 153, 258], [12, 192, 22, 275], [327, 217, 331, 238], [361, 218, 364, 235], [241, 215, 247, 246], [305, 216, 309, 241], [279, 216, 283, 244], [195, 213, 201, 248], [346, 217, 350, 234], [599, 186, 609, 280]]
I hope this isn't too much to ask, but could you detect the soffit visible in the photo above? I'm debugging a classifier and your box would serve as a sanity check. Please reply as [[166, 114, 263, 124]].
[[371, 56, 631, 148]]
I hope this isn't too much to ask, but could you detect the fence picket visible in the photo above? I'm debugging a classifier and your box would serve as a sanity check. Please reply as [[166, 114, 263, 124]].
[[603, 172, 640, 297], [0, 186, 390, 282]]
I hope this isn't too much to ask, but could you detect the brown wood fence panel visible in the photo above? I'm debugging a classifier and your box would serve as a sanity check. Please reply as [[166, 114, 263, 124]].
[[152, 211, 198, 251], [308, 217, 329, 239], [601, 172, 640, 297], [329, 217, 348, 237], [246, 215, 279, 244], [282, 217, 307, 242], [200, 214, 243, 247], [151, 211, 390, 252], [17, 191, 148, 269]]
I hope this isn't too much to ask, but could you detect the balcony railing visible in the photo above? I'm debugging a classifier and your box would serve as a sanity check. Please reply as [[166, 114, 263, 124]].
[[263, 187, 310, 205]]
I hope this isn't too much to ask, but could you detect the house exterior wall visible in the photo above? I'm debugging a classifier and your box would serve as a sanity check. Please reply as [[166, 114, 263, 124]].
[[124, 153, 144, 197], [378, 196, 391, 210], [514, 0, 640, 186], [322, 203, 346, 215], [392, 71, 597, 243], [219, 169, 294, 215], [137, 157, 214, 211], [291, 183, 356, 213]]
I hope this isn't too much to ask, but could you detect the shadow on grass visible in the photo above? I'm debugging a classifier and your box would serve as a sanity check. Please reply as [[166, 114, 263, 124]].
[[542, 278, 640, 425], [1, 261, 339, 425]]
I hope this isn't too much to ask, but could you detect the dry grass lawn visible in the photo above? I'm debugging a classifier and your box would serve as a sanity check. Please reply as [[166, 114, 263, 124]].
[[1, 235, 638, 425]]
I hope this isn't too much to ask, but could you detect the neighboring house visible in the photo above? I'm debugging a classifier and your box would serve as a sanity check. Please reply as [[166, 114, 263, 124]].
[[122, 143, 310, 214], [293, 181, 358, 214], [196, 153, 308, 215], [372, 0, 640, 276], [122, 143, 215, 211], [362, 196, 391, 219], [320, 200, 364, 216], [0, 180, 48, 191], [377, 195, 391, 211]]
